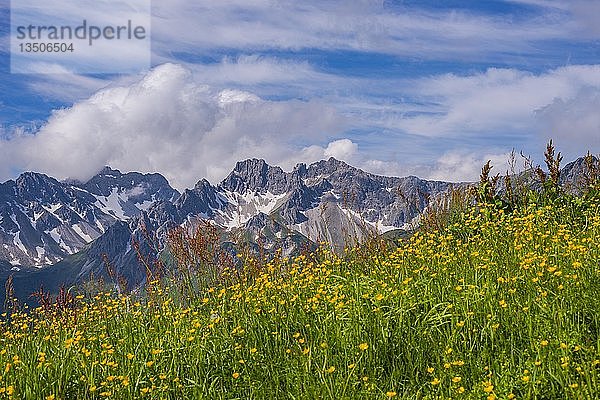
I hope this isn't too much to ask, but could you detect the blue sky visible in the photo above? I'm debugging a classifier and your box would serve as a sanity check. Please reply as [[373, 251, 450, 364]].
[[1, 0, 599, 189]]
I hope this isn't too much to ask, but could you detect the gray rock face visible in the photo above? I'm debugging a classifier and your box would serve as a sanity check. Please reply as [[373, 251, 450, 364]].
[[300, 158, 452, 229], [174, 179, 226, 220], [215, 157, 451, 233], [0, 158, 453, 274], [560, 156, 599, 194], [221, 159, 294, 195], [0, 172, 116, 269], [78, 166, 180, 218], [0, 167, 178, 269]]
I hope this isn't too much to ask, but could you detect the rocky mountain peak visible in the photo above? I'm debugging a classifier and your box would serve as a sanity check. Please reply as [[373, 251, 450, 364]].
[[560, 155, 599, 193], [15, 171, 59, 190], [233, 158, 270, 174], [221, 158, 290, 194], [306, 157, 356, 178], [79, 166, 178, 202], [98, 166, 123, 176], [13, 172, 74, 204], [293, 162, 308, 176], [194, 178, 214, 191]]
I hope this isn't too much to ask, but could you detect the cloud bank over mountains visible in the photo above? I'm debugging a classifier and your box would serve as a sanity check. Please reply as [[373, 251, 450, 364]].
[[2, 61, 600, 189], [0, 64, 349, 189]]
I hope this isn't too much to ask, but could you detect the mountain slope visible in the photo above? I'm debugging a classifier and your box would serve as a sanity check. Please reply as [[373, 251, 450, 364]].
[[0, 168, 178, 270]]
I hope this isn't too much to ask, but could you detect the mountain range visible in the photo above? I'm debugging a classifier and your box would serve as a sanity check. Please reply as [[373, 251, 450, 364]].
[[0, 156, 593, 303]]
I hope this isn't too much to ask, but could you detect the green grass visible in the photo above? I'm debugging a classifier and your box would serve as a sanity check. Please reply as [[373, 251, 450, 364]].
[[1, 194, 599, 399]]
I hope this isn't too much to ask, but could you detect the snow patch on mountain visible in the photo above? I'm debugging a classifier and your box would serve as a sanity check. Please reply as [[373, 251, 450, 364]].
[[34, 246, 52, 267], [72, 224, 95, 243], [218, 190, 287, 228], [138, 200, 155, 211], [49, 228, 77, 254], [13, 232, 27, 255], [94, 188, 128, 220]]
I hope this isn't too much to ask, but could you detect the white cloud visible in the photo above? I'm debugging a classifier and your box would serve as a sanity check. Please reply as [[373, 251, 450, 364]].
[[324, 139, 358, 162], [507, 0, 600, 38], [150, 0, 572, 62], [0, 63, 345, 189], [536, 89, 600, 158], [6, 0, 589, 68], [186, 55, 341, 98], [426, 151, 514, 183], [335, 150, 514, 183], [392, 66, 600, 148], [217, 89, 260, 105]]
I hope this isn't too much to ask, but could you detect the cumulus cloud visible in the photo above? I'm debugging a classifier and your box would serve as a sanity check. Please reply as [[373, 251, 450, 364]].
[[0, 63, 345, 189], [324, 139, 359, 161], [536, 89, 600, 158], [383, 66, 600, 161], [401, 66, 600, 135], [3, 62, 599, 188]]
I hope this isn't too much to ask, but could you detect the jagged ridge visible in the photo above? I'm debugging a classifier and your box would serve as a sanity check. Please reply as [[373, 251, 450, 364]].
[[1, 156, 595, 302]]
